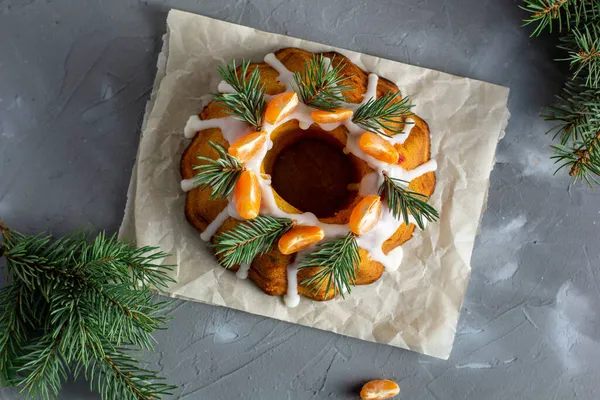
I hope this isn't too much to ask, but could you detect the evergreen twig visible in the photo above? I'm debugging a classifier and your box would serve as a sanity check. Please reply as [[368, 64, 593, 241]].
[[193, 141, 244, 200], [214, 59, 266, 130], [552, 131, 600, 185], [379, 174, 439, 230], [0, 223, 176, 400], [293, 55, 351, 110], [299, 232, 360, 298], [560, 24, 600, 87], [212, 215, 295, 269], [542, 78, 600, 144], [522, 0, 600, 186], [521, 0, 574, 36], [352, 91, 414, 137]]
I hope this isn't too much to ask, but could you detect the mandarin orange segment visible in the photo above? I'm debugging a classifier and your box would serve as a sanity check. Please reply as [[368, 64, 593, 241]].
[[358, 132, 400, 164], [311, 108, 353, 124], [265, 92, 299, 125], [349, 195, 382, 235], [278, 225, 325, 255], [234, 170, 261, 219], [360, 379, 400, 400], [228, 131, 268, 163]]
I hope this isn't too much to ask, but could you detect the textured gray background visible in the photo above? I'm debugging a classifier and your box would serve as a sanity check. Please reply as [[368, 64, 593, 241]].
[[1, 0, 599, 399]]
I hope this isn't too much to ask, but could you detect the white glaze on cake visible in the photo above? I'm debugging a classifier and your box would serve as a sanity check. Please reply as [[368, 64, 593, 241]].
[[181, 179, 195, 192], [236, 263, 251, 279], [182, 53, 437, 307]]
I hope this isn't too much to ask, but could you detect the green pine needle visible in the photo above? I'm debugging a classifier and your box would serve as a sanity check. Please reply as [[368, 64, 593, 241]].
[[212, 215, 295, 269], [521, 0, 575, 36], [379, 174, 439, 230], [552, 132, 600, 186], [193, 141, 244, 200], [522, 1, 600, 186], [293, 55, 351, 110], [542, 78, 600, 144], [0, 223, 176, 400], [560, 24, 600, 88], [299, 232, 360, 298], [352, 91, 414, 137], [214, 59, 266, 130]]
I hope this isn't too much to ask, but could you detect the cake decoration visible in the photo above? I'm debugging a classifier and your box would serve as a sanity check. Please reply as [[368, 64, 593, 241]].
[[180, 48, 439, 307]]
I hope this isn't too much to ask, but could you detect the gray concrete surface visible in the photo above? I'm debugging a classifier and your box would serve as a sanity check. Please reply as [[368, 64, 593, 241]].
[[1, 0, 599, 399]]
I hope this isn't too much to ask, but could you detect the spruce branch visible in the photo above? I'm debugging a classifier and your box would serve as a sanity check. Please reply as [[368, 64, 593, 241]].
[[521, 0, 578, 36], [379, 174, 439, 230], [552, 131, 600, 185], [193, 141, 244, 200], [560, 24, 600, 87], [542, 79, 600, 144], [0, 224, 176, 400], [212, 215, 295, 269], [293, 55, 351, 110], [214, 59, 266, 130], [299, 232, 360, 298], [352, 91, 414, 137], [86, 344, 174, 400], [522, 1, 600, 187]]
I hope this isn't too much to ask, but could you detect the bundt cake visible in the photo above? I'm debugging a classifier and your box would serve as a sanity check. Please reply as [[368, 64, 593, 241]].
[[180, 47, 437, 307]]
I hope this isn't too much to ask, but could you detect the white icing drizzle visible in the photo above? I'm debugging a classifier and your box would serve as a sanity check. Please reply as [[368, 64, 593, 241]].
[[283, 262, 300, 308], [200, 207, 230, 241], [386, 118, 413, 145], [217, 80, 236, 93], [184, 115, 251, 143], [236, 263, 251, 279], [264, 53, 295, 92], [183, 54, 438, 304], [363, 73, 379, 104], [283, 248, 312, 308], [181, 179, 195, 192]]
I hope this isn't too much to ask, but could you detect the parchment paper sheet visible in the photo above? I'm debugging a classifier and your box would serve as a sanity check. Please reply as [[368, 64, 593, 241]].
[[119, 9, 510, 359]]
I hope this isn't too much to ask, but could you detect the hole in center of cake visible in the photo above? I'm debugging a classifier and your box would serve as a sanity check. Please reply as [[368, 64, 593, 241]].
[[270, 135, 353, 218]]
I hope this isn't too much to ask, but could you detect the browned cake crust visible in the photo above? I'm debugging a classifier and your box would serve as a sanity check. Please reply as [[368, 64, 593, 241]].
[[180, 47, 436, 301]]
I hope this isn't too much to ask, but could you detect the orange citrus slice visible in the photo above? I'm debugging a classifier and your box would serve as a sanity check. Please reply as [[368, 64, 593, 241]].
[[278, 226, 325, 255], [360, 379, 400, 400], [265, 92, 299, 125], [349, 195, 382, 235], [234, 170, 261, 219], [311, 108, 353, 124], [358, 132, 400, 164], [228, 131, 268, 163]]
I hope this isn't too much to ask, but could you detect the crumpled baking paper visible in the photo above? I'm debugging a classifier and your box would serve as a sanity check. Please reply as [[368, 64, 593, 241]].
[[119, 9, 510, 360]]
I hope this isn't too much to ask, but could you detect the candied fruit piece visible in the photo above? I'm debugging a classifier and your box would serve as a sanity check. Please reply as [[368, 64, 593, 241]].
[[265, 92, 299, 125], [311, 108, 353, 124], [234, 170, 261, 219], [278, 225, 325, 255], [360, 379, 400, 400], [349, 195, 382, 235], [358, 132, 400, 164]]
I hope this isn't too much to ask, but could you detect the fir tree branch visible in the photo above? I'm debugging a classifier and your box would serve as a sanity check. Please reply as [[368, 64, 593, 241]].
[[379, 174, 439, 230], [552, 131, 600, 185], [521, 0, 574, 36], [293, 55, 351, 110], [542, 78, 600, 144], [299, 232, 360, 298], [0, 283, 33, 385], [193, 141, 244, 200], [0, 225, 175, 399], [16, 330, 69, 399], [213, 60, 266, 130], [352, 91, 414, 137], [212, 215, 295, 268], [560, 24, 600, 87], [87, 344, 175, 400]]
